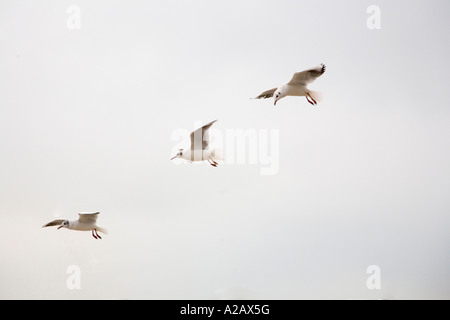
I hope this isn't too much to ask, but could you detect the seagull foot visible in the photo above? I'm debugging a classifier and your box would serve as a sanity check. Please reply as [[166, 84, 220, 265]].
[[208, 158, 219, 167], [306, 93, 318, 106]]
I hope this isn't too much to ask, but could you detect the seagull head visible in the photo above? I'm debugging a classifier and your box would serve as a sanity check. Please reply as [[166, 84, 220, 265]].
[[57, 220, 69, 230], [273, 90, 283, 106], [171, 149, 183, 160]]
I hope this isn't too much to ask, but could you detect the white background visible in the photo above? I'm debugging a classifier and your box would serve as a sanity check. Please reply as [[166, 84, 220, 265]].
[[0, 0, 449, 299]]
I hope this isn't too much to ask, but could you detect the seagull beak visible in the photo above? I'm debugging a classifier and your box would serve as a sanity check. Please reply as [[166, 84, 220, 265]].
[[274, 99, 277, 106], [57, 225, 63, 230], [171, 156, 177, 160]]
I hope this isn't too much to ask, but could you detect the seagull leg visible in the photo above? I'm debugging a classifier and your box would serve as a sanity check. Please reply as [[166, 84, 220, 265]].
[[95, 229, 102, 239], [210, 157, 218, 166], [92, 230, 98, 239], [306, 93, 317, 106], [208, 157, 217, 167]]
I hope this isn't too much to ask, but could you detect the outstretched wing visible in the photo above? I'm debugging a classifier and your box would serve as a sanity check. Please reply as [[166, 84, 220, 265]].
[[42, 219, 65, 228], [287, 64, 326, 86], [254, 87, 277, 99], [190, 120, 217, 150], [78, 212, 100, 223]]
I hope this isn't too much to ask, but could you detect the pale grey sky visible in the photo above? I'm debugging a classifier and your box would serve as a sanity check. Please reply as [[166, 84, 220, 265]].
[[0, 0, 449, 299]]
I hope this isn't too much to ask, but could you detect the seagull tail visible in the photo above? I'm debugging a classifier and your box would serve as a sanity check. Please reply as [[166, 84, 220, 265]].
[[308, 90, 323, 103], [211, 148, 224, 162], [96, 227, 108, 235]]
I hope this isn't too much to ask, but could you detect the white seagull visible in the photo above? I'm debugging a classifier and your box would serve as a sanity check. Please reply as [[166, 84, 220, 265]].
[[42, 212, 108, 239], [171, 120, 220, 167], [255, 63, 326, 106]]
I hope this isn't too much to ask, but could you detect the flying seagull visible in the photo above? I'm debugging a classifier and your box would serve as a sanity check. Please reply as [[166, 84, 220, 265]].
[[42, 212, 108, 239], [171, 120, 220, 167], [255, 63, 326, 106]]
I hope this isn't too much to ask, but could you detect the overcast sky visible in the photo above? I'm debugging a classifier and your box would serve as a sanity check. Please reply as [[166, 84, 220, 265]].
[[0, 0, 449, 299]]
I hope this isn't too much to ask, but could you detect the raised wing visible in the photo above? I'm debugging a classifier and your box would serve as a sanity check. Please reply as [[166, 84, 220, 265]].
[[287, 64, 325, 86], [42, 219, 65, 228], [78, 212, 100, 223], [190, 120, 217, 150], [254, 87, 277, 99]]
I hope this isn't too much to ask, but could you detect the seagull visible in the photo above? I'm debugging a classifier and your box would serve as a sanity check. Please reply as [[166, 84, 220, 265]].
[[42, 212, 108, 239], [171, 120, 220, 167], [255, 64, 326, 106]]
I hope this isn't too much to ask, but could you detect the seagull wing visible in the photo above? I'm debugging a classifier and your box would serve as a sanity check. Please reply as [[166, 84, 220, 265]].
[[78, 212, 100, 223], [287, 64, 326, 86], [42, 219, 66, 228], [190, 120, 217, 150], [254, 87, 277, 99]]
